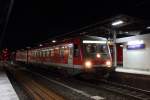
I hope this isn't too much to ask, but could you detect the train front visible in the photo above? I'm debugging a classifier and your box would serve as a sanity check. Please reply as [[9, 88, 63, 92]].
[[82, 37, 113, 73]]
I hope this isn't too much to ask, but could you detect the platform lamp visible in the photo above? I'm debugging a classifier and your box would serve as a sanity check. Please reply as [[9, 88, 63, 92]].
[[111, 20, 124, 67], [146, 26, 150, 29], [52, 40, 56, 43], [112, 20, 124, 26]]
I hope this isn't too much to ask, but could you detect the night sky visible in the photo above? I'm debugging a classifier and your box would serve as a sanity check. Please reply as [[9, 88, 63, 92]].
[[1, 0, 150, 50]]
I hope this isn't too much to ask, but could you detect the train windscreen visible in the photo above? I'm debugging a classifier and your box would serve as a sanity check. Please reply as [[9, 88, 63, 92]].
[[83, 43, 109, 59]]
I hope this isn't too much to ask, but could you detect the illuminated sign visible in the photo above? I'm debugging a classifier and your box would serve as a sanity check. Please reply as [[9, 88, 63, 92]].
[[127, 40, 144, 45], [127, 40, 145, 50], [127, 44, 145, 50]]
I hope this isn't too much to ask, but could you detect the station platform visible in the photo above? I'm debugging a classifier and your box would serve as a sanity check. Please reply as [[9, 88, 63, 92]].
[[112, 67, 150, 91], [115, 67, 150, 75], [0, 65, 19, 100]]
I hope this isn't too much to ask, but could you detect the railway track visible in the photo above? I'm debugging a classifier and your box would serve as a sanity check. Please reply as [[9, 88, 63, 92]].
[[93, 80, 150, 100], [16, 72, 65, 100], [4, 62, 150, 100], [97, 79, 150, 99], [28, 66, 150, 100], [74, 74, 150, 100]]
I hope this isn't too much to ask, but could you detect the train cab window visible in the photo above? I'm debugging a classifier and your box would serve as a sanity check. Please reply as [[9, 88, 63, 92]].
[[74, 44, 80, 57], [84, 43, 109, 58], [85, 44, 97, 53], [98, 45, 108, 53]]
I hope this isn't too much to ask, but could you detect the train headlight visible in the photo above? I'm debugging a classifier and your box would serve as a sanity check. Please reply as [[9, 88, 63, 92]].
[[106, 60, 111, 67], [96, 53, 101, 58], [85, 61, 92, 69]]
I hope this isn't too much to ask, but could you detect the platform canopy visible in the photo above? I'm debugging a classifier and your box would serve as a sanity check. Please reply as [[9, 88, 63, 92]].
[[35, 15, 150, 47]]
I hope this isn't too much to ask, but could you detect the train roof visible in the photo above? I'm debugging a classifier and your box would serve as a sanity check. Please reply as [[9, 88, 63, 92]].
[[16, 35, 107, 52], [116, 33, 150, 43]]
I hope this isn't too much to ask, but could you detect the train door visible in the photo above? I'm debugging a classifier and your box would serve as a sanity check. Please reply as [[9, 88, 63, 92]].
[[109, 44, 123, 67], [117, 43, 123, 66], [68, 44, 73, 65]]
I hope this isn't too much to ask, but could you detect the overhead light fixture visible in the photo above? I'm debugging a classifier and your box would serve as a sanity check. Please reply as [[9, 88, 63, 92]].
[[26, 46, 30, 49], [39, 44, 43, 47], [52, 40, 56, 43], [146, 26, 150, 29], [124, 31, 129, 33], [112, 20, 124, 26], [127, 40, 144, 45], [83, 40, 106, 44]]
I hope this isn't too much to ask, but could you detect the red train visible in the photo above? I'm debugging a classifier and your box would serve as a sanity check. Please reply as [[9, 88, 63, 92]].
[[15, 36, 113, 75]]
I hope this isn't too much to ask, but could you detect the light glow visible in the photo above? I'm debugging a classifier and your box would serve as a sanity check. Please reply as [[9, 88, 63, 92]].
[[120, 45, 124, 47], [68, 44, 73, 47], [106, 60, 111, 67], [146, 26, 150, 29], [107, 41, 113, 45], [116, 68, 150, 75], [39, 44, 43, 47], [85, 61, 92, 69], [127, 40, 144, 45], [124, 32, 129, 33], [112, 20, 124, 26], [55, 47, 59, 50], [127, 44, 145, 50], [52, 40, 56, 43], [96, 53, 101, 58], [83, 40, 106, 44]]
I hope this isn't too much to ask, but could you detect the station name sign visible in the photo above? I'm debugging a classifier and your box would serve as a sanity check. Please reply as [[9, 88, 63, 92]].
[[127, 40, 145, 50], [127, 44, 145, 50]]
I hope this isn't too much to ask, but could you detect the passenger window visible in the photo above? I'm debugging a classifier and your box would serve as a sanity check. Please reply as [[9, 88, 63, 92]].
[[51, 49, 54, 56], [46, 51, 49, 57], [39, 51, 42, 57], [60, 47, 64, 57], [43, 51, 45, 57], [74, 44, 80, 57]]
